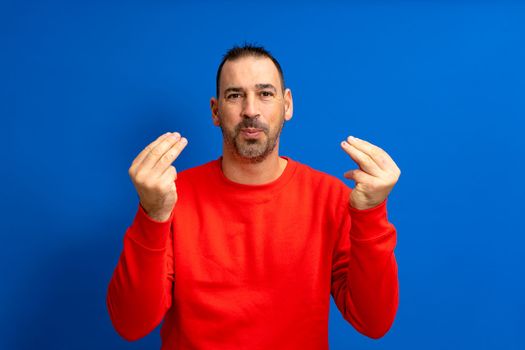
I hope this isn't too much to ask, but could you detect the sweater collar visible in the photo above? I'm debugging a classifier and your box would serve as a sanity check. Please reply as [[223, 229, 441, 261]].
[[212, 155, 298, 201]]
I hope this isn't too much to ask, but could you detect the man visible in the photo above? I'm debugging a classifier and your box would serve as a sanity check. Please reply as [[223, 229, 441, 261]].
[[107, 44, 401, 349]]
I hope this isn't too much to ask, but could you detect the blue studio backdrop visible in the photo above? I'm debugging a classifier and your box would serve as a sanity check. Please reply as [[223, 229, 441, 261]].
[[3, 1, 525, 349]]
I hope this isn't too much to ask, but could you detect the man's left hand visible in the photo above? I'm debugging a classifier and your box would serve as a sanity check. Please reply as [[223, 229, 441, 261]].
[[341, 136, 401, 210]]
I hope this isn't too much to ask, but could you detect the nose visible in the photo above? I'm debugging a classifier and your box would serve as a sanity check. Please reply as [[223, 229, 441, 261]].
[[241, 93, 260, 119]]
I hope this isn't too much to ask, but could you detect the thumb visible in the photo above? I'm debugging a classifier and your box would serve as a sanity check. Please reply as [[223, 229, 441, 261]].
[[344, 169, 369, 183]]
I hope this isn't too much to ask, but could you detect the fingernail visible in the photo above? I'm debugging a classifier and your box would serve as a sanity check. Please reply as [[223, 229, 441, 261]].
[[348, 136, 356, 141], [341, 141, 348, 146], [171, 132, 181, 140], [180, 137, 188, 144]]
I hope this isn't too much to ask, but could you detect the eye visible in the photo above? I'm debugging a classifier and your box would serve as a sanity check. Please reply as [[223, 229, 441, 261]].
[[226, 93, 242, 100], [260, 91, 274, 98]]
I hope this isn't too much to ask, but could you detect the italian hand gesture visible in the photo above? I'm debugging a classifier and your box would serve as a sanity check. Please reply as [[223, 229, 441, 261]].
[[341, 136, 400, 210], [128, 132, 188, 221]]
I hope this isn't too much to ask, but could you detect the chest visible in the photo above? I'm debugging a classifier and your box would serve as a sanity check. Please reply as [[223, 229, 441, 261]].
[[171, 195, 336, 289]]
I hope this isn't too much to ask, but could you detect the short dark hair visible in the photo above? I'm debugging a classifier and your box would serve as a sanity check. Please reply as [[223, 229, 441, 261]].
[[215, 43, 285, 98]]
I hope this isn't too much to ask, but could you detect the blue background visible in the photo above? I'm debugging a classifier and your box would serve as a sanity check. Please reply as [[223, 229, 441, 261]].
[[3, 1, 525, 349]]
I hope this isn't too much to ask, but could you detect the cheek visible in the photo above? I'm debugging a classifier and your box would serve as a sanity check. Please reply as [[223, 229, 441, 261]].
[[269, 101, 286, 116], [222, 101, 243, 114], [218, 106, 237, 124]]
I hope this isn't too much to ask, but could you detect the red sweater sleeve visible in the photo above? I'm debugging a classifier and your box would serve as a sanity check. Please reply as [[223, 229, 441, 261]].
[[330, 197, 399, 339], [106, 204, 175, 341]]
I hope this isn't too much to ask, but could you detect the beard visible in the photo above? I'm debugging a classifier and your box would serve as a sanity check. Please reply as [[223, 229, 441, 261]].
[[219, 114, 285, 164]]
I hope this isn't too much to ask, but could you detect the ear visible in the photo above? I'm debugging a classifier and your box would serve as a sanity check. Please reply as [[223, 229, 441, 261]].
[[210, 97, 220, 126], [284, 88, 293, 122]]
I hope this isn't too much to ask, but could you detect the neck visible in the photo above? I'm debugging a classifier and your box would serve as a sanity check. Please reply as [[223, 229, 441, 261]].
[[221, 143, 288, 185]]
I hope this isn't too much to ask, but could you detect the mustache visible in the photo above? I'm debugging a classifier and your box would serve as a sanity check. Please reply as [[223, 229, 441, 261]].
[[234, 119, 270, 134]]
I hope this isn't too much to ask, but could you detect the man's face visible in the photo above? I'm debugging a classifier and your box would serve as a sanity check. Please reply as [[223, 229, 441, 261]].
[[211, 56, 293, 163]]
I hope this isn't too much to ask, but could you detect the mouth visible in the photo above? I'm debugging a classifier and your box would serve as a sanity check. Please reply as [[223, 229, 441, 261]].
[[240, 128, 263, 138]]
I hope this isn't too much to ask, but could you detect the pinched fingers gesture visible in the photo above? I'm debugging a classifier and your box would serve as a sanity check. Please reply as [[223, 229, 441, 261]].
[[341, 136, 400, 210], [129, 132, 188, 221]]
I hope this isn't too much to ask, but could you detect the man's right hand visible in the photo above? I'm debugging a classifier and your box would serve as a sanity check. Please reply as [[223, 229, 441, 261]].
[[128, 132, 188, 222]]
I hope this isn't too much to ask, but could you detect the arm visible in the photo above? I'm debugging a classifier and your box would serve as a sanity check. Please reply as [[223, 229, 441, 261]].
[[106, 132, 187, 340], [106, 205, 174, 341], [331, 198, 398, 339], [332, 135, 401, 338]]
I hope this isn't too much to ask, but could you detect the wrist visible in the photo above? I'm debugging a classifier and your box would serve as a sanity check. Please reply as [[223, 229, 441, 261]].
[[139, 202, 172, 223], [350, 197, 383, 211]]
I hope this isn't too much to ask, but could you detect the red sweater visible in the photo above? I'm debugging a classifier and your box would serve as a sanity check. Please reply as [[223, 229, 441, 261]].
[[107, 156, 398, 349]]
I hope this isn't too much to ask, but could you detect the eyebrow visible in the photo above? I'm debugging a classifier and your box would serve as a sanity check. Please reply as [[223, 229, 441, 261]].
[[224, 87, 243, 95], [255, 84, 277, 92], [223, 84, 278, 95]]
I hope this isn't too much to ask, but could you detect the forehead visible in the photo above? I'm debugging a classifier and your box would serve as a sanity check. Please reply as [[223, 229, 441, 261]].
[[220, 56, 281, 90]]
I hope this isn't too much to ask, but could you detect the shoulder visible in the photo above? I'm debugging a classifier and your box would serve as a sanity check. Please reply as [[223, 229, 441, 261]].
[[289, 157, 351, 197], [178, 159, 217, 177], [292, 158, 348, 187], [176, 158, 219, 187], [289, 158, 351, 221]]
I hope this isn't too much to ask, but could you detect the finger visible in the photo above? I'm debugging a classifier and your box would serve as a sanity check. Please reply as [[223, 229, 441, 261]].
[[152, 137, 188, 174], [346, 136, 395, 172], [344, 168, 375, 184], [131, 132, 173, 170], [341, 141, 383, 177], [140, 133, 183, 170], [160, 165, 178, 184], [158, 168, 177, 191]]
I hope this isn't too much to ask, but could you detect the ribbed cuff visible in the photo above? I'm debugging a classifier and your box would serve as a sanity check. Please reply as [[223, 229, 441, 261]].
[[126, 204, 173, 250], [348, 198, 392, 240]]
